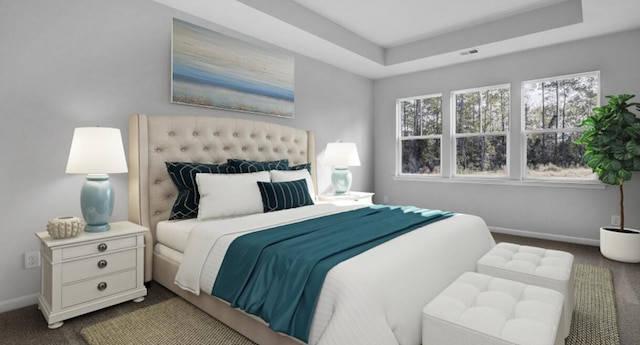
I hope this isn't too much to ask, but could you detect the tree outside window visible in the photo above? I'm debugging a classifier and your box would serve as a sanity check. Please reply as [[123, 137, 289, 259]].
[[453, 85, 510, 177], [522, 71, 600, 179], [398, 95, 442, 175]]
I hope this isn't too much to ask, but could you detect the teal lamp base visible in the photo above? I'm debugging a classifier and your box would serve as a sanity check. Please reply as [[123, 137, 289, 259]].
[[80, 174, 113, 232], [331, 167, 352, 194]]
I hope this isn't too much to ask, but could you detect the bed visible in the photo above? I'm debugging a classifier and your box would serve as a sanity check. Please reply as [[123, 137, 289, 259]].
[[127, 113, 496, 345]]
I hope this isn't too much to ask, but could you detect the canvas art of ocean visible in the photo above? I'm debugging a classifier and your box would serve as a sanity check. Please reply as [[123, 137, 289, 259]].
[[172, 18, 295, 118]]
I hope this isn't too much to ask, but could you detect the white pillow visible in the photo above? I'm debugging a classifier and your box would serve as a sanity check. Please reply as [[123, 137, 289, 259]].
[[196, 171, 270, 220], [269, 169, 315, 199]]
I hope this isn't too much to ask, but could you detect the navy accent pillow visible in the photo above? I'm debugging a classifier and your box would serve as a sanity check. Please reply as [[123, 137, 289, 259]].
[[227, 159, 289, 173], [165, 162, 231, 220], [289, 163, 311, 173], [256, 179, 314, 213]]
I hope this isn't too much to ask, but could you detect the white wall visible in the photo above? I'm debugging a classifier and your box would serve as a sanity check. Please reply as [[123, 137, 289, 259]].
[[373, 29, 640, 244], [0, 0, 373, 311]]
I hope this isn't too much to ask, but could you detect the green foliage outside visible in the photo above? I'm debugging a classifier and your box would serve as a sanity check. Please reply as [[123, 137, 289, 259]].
[[400, 96, 442, 174], [455, 87, 509, 175], [524, 73, 599, 177]]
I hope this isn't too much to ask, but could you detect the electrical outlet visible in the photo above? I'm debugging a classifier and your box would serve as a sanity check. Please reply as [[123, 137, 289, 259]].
[[611, 215, 621, 226], [24, 251, 40, 269], [383, 196, 389, 203]]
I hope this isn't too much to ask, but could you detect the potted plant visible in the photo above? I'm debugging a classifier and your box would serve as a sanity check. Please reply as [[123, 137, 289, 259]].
[[577, 94, 640, 263]]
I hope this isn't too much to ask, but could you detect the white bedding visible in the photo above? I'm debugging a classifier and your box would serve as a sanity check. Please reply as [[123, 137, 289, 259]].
[[156, 218, 198, 253], [174, 204, 495, 345]]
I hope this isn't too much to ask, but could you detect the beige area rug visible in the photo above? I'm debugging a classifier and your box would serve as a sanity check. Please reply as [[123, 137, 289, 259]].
[[80, 297, 257, 345], [81, 264, 619, 345], [565, 264, 620, 345]]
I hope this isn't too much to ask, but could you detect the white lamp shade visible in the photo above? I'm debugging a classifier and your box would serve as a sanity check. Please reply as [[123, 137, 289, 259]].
[[66, 127, 128, 174], [322, 142, 361, 167]]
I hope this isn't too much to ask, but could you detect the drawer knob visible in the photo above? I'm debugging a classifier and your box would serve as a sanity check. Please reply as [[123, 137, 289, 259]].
[[97, 282, 108, 291], [97, 243, 108, 252], [97, 260, 108, 269]]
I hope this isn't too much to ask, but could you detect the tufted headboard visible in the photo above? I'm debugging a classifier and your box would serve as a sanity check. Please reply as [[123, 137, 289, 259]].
[[128, 114, 317, 280]]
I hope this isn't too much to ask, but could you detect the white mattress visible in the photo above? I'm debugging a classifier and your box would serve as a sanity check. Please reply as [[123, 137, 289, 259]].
[[155, 218, 198, 253]]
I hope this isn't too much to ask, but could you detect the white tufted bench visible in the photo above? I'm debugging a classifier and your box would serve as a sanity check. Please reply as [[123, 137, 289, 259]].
[[476, 242, 574, 338], [423, 272, 564, 345]]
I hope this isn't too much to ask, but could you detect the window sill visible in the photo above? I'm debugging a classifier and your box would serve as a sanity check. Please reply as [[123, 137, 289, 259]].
[[393, 174, 606, 189]]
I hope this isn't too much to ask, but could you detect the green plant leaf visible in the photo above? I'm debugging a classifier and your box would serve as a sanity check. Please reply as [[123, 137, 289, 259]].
[[611, 160, 622, 171], [600, 170, 618, 185], [605, 125, 622, 135], [623, 126, 640, 139], [587, 154, 604, 168], [633, 157, 640, 170], [627, 141, 640, 155], [612, 142, 626, 152], [622, 111, 637, 124], [618, 169, 632, 181], [618, 152, 634, 160], [581, 117, 595, 127]]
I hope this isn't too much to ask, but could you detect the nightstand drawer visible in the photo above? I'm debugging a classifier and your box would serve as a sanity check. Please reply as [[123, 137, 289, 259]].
[[62, 236, 137, 260], [61, 269, 137, 308], [61, 249, 137, 284]]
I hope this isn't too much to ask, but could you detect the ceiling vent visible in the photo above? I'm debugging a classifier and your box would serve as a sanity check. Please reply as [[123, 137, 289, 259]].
[[460, 49, 479, 56]]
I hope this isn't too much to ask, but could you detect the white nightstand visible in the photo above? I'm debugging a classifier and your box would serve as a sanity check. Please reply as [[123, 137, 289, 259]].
[[36, 221, 148, 329], [317, 191, 375, 205]]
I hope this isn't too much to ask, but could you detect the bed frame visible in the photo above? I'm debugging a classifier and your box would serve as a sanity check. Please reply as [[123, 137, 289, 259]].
[[128, 113, 317, 345]]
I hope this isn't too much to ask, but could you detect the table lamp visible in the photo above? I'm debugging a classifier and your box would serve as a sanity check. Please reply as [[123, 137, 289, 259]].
[[322, 142, 361, 194], [65, 127, 128, 232]]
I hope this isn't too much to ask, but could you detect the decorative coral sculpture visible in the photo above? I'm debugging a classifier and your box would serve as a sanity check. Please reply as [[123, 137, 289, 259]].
[[47, 216, 85, 239]]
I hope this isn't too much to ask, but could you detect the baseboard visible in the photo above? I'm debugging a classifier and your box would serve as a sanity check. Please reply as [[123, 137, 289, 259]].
[[489, 226, 600, 247], [0, 293, 38, 313]]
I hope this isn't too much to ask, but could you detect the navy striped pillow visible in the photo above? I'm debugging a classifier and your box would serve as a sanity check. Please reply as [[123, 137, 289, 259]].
[[256, 179, 314, 212]]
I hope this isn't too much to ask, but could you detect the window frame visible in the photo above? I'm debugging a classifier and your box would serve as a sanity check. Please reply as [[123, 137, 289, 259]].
[[393, 72, 604, 189], [520, 71, 600, 181], [450, 83, 511, 179], [396, 93, 443, 177]]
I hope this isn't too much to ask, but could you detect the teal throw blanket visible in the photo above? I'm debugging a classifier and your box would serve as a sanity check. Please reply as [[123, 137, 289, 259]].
[[212, 205, 453, 342]]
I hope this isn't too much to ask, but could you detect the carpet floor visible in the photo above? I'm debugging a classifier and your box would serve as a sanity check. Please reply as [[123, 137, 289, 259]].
[[81, 297, 257, 345]]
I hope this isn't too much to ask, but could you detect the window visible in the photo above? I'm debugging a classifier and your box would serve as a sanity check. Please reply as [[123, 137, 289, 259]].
[[397, 94, 442, 175], [522, 71, 600, 179], [394, 71, 601, 185], [453, 85, 510, 177]]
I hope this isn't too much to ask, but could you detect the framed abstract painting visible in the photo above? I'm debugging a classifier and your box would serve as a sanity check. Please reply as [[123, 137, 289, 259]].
[[171, 18, 295, 118]]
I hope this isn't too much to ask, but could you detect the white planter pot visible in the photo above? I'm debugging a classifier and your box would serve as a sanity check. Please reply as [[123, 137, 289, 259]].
[[600, 227, 640, 263]]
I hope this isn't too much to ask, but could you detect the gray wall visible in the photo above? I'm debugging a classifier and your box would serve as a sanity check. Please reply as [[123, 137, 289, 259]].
[[0, 0, 373, 311], [373, 29, 640, 244]]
